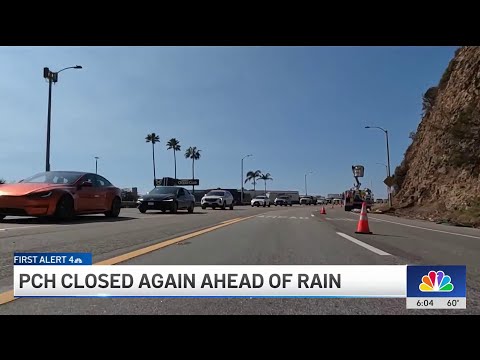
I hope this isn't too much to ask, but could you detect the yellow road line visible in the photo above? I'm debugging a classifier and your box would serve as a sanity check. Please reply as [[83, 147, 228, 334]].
[[96, 217, 247, 265], [0, 215, 255, 306], [0, 290, 14, 306]]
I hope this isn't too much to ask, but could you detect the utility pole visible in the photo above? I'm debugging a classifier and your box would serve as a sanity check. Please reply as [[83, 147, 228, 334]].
[[365, 126, 392, 207]]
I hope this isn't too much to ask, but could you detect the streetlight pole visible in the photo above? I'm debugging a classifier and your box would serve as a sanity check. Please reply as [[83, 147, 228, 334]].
[[43, 65, 82, 172], [366, 126, 392, 207], [376, 162, 388, 200], [305, 171, 313, 196], [95, 156, 100, 174], [241, 154, 253, 204]]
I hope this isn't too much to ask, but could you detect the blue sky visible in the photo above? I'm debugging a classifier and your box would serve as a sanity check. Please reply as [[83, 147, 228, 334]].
[[0, 46, 457, 197]]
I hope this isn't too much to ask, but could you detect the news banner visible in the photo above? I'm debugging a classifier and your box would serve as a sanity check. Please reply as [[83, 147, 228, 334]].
[[13, 253, 467, 309]]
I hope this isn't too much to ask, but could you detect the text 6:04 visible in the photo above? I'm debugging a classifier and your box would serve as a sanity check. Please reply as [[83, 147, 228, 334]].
[[417, 299, 434, 307]]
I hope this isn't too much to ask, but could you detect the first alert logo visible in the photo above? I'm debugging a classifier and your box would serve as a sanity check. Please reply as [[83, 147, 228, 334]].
[[18, 272, 342, 290]]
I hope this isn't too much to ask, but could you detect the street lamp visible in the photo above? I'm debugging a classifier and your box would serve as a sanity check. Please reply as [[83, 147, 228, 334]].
[[304, 171, 313, 196], [241, 154, 253, 204], [95, 156, 100, 174], [365, 126, 392, 207], [44, 65, 83, 172]]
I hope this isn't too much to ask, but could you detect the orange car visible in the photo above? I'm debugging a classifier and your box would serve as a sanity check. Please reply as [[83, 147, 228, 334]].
[[0, 171, 122, 221]]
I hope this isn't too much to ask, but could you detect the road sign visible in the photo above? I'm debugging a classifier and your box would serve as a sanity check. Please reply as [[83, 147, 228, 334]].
[[384, 176, 395, 187], [155, 178, 200, 186], [176, 179, 199, 186]]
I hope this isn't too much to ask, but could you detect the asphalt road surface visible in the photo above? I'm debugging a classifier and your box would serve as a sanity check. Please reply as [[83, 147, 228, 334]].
[[1, 204, 479, 314]]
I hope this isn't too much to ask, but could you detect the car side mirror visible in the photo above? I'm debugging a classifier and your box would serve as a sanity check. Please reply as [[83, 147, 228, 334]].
[[78, 181, 93, 189]]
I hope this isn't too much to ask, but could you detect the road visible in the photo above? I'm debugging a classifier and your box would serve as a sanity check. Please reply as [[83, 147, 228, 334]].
[[1, 204, 479, 314]]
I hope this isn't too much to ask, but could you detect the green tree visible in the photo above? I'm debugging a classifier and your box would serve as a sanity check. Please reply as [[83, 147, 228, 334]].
[[185, 146, 201, 193], [145, 133, 160, 186], [166, 138, 181, 180], [245, 170, 262, 194], [259, 172, 273, 194]]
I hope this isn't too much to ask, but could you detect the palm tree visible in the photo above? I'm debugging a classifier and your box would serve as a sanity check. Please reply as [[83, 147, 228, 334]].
[[145, 133, 160, 185], [259, 172, 273, 194], [185, 146, 201, 193], [166, 138, 181, 180], [245, 170, 262, 195]]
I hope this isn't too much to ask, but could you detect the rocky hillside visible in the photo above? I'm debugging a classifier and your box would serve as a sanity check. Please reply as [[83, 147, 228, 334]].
[[392, 46, 480, 226]]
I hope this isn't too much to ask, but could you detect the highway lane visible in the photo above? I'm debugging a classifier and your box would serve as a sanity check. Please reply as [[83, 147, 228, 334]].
[[1, 204, 479, 314], [320, 206, 480, 310], [0, 205, 280, 293]]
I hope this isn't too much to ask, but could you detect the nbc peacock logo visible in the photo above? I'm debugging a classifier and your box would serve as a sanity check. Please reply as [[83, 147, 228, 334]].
[[419, 270, 454, 292]]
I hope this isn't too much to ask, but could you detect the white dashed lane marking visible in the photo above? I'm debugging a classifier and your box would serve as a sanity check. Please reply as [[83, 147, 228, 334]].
[[256, 215, 309, 221], [336, 232, 391, 256], [0, 225, 54, 231]]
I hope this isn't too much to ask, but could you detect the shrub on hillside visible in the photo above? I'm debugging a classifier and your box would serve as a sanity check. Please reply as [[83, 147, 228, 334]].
[[422, 86, 438, 115], [393, 160, 409, 190]]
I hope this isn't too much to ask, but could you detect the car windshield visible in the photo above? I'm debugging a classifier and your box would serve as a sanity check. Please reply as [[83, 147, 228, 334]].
[[148, 187, 178, 195], [207, 191, 225, 196], [21, 171, 83, 184]]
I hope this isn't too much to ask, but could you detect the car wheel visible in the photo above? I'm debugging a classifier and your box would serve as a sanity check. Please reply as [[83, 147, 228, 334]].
[[221, 201, 226, 210], [0, 215, 5, 221], [170, 201, 178, 213], [55, 195, 74, 221], [268, 203, 270, 207], [290, 204, 292, 207], [256, 203, 260, 207], [188, 203, 194, 213], [212, 204, 217, 209], [202, 205, 207, 210], [229, 202, 234, 210], [275, 204, 277, 206], [138, 204, 147, 213], [105, 197, 121, 218]]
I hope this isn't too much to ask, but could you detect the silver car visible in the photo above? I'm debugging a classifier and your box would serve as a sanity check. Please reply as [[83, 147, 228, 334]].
[[251, 195, 271, 207], [201, 190, 235, 210]]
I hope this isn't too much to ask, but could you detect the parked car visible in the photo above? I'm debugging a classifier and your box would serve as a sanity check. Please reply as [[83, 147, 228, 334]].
[[201, 190, 234, 210], [251, 195, 271, 207], [274, 195, 292, 206], [137, 186, 195, 213], [0, 171, 122, 221]]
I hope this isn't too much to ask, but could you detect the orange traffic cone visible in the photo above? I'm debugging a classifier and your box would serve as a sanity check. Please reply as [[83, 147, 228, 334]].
[[320, 206, 326, 215], [355, 202, 372, 234]]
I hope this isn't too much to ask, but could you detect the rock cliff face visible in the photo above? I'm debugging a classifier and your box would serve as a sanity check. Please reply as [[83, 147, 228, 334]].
[[392, 46, 480, 226]]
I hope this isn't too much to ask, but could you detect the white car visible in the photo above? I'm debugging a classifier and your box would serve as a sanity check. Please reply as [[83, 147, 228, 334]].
[[251, 195, 271, 207], [201, 190, 234, 210]]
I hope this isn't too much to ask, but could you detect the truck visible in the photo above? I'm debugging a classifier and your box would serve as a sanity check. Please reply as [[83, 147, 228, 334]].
[[344, 165, 374, 211]]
